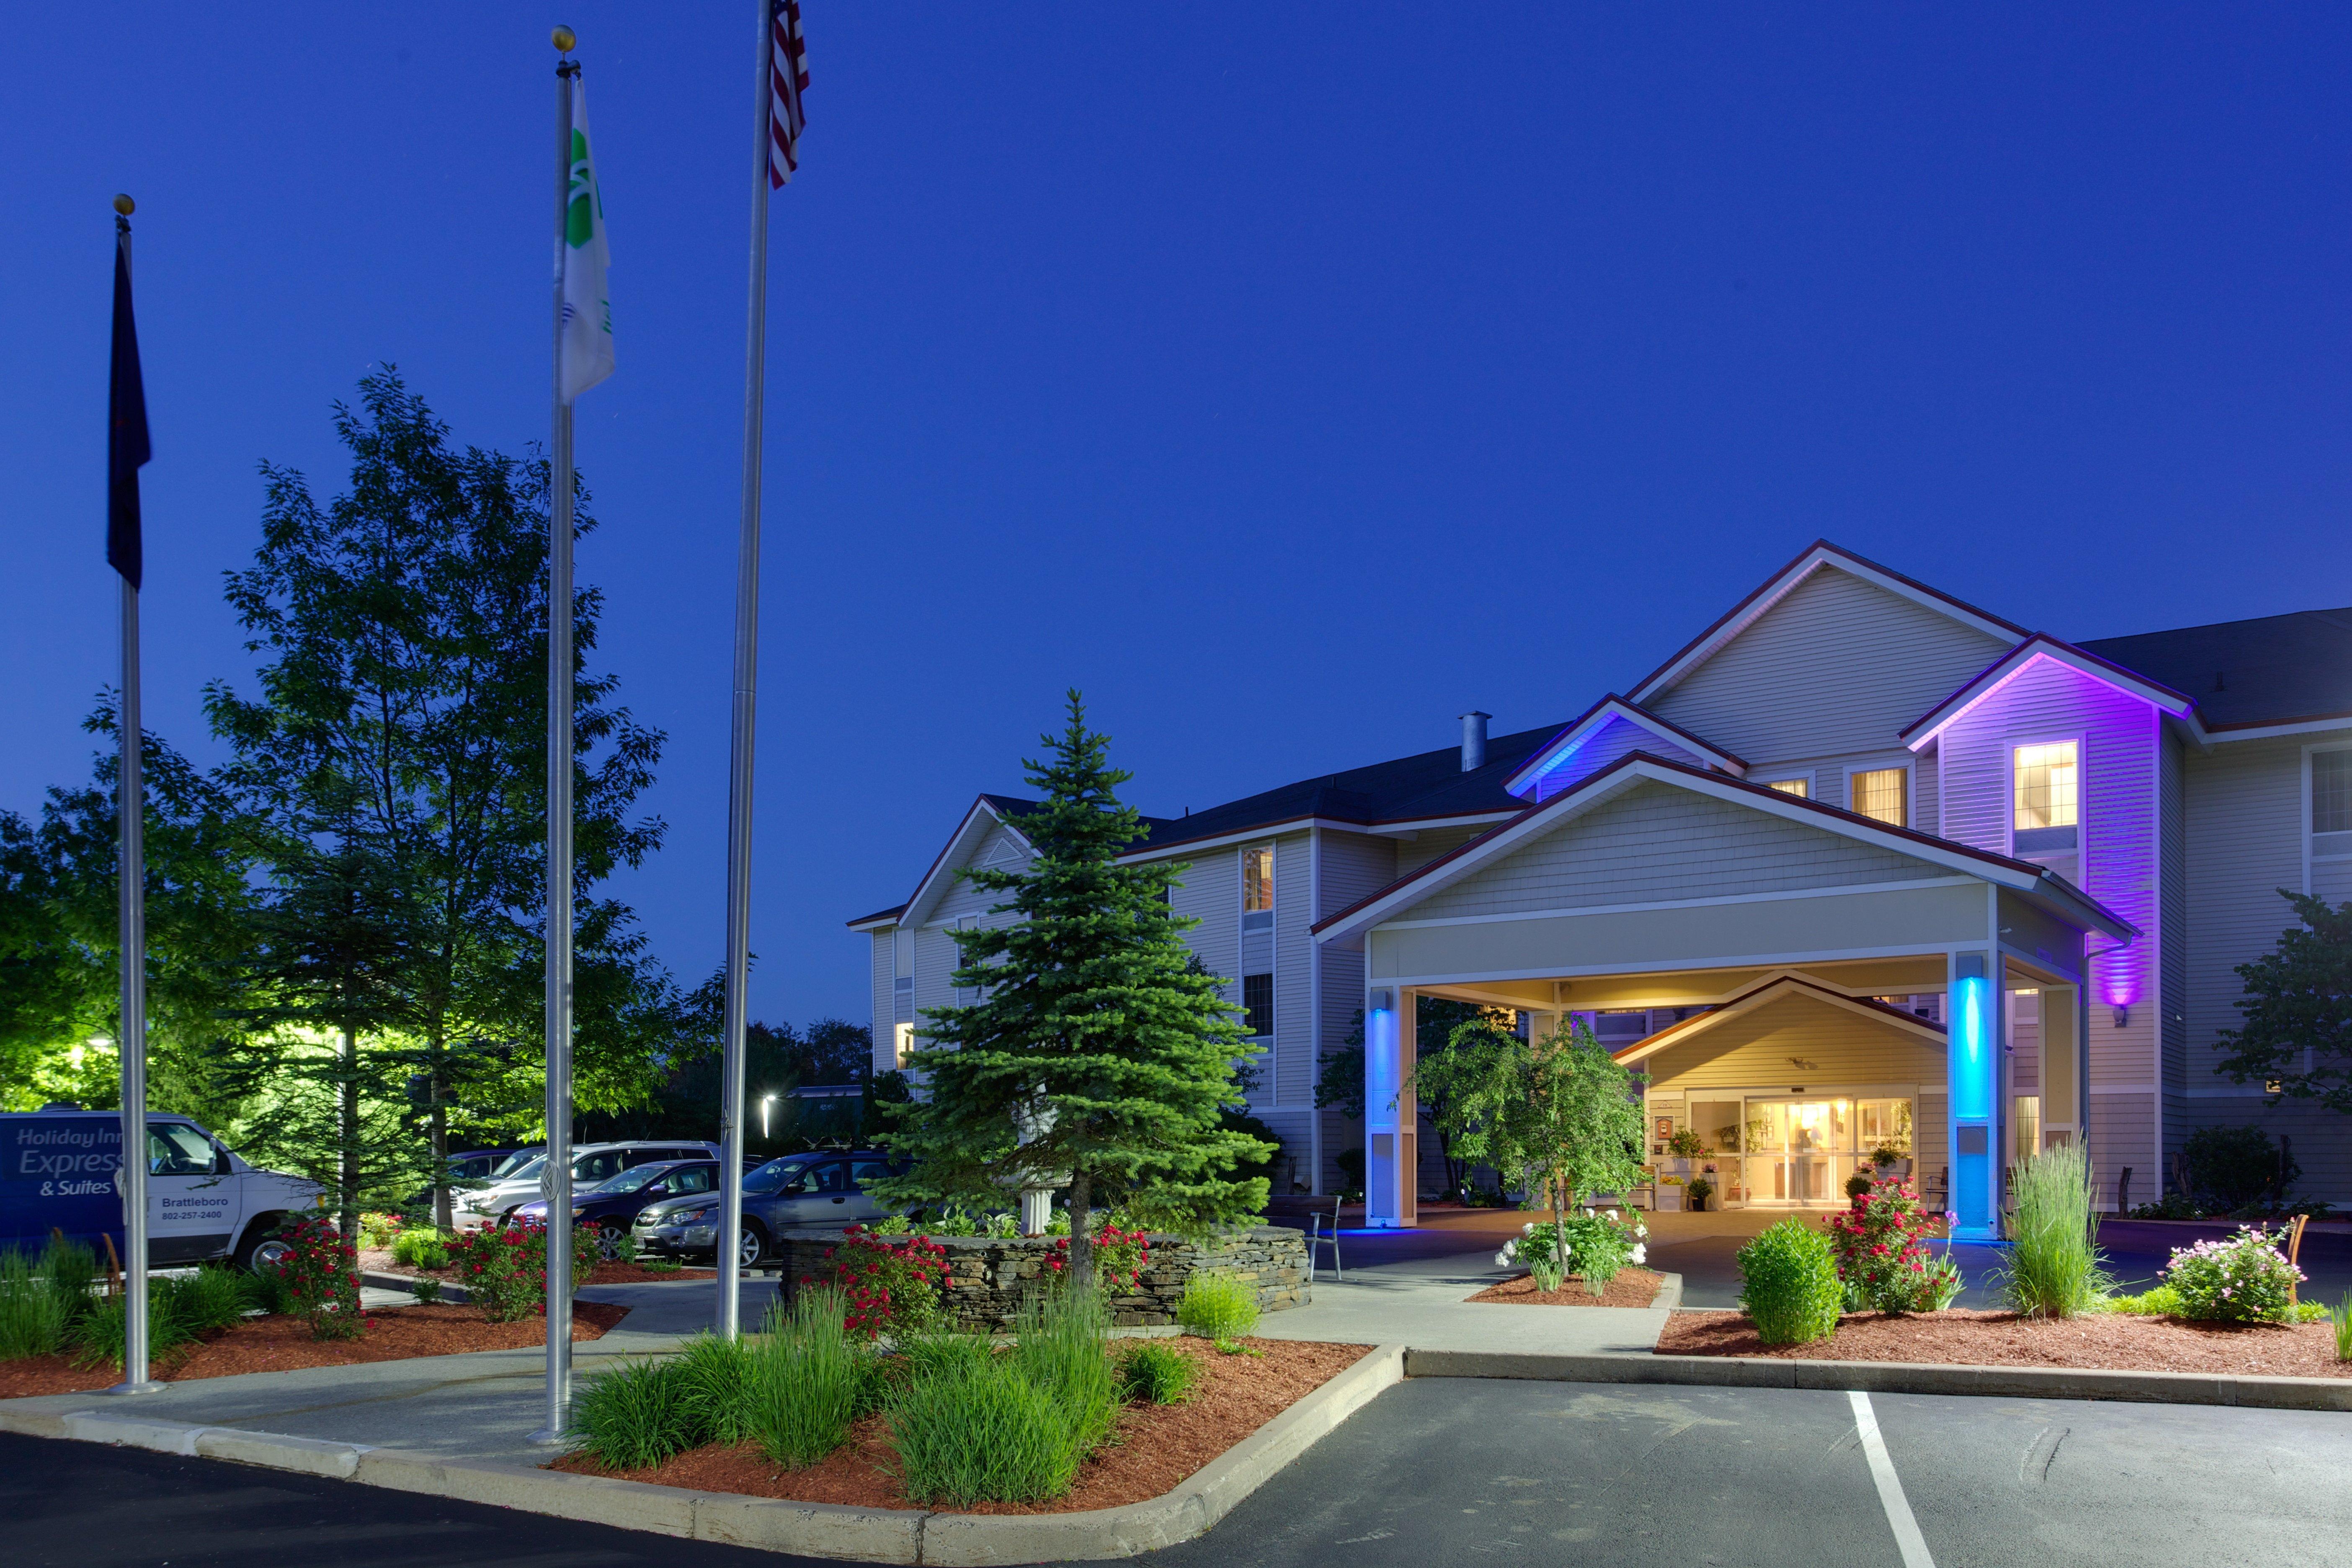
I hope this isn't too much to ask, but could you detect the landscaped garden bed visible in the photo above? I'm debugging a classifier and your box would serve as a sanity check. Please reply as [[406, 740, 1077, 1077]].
[[552, 1334, 1367, 1513], [1469, 1267, 1665, 1308], [0, 1300, 630, 1400], [358, 1248, 710, 1289], [1660, 1307, 2348, 1377]]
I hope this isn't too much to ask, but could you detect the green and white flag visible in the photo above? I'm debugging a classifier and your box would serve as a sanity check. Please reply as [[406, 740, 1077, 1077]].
[[559, 79, 614, 402]]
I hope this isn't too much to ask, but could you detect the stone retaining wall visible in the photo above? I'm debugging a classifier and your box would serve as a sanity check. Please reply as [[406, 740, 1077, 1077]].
[[776, 1224, 1309, 1330]]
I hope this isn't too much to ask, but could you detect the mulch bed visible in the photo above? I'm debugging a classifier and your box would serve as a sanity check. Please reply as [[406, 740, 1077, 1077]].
[[1660, 1308, 2352, 1378], [0, 1301, 630, 1401], [359, 1247, 712, 1289], [552, 1336, 1369, 1513], [1467, 1269, 1665, 1308]]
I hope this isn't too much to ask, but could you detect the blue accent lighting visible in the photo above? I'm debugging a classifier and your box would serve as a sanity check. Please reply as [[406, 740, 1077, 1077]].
[[1951, 973, 1991, 1122]]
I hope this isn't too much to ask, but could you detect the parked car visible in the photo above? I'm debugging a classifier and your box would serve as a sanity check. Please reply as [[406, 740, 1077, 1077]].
[[448, 1140, 722, 1232], [445, 1148, 512, 1183], [510, 1158, 724, 1256], [632, 1148, 904, 1269], [0, 1110, 319, 1271]]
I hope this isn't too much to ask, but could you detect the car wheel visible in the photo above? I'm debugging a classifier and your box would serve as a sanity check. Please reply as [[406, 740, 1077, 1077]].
[[594, 1222, 628, 1261], [234, 1218, 293, 1274], [738, 1223, 768, 1270]]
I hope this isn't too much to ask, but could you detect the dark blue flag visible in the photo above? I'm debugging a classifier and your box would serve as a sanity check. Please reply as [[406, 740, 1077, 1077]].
[[108, 227, 150, 590]]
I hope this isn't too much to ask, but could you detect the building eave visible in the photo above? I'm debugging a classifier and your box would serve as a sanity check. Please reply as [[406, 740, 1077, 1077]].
[[1901, 635, 2204, 750], [1501, 694, 1749, 798]]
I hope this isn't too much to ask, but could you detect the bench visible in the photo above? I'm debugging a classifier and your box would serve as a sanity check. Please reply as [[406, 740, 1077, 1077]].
[[1260, 1194, 1343, 1283]]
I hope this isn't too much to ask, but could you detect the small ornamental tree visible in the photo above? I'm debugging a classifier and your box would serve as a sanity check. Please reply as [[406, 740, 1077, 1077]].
[[2214, 890, 2352, 1115], [1414, 1018, 1646, 1278], [869, 695, 1271, 1289]]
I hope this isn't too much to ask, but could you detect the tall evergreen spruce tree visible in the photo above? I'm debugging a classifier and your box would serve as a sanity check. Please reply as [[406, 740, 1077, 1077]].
[[873, 696, 1271, 1286]]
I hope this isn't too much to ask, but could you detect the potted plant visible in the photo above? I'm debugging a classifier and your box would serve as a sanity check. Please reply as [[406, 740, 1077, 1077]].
[[1656, 1174, 1686, 1212], [1659, 1128, 1707, 1179], [1871, 1142, 1912, 1178], [1686, 1176, 1715, 1213]]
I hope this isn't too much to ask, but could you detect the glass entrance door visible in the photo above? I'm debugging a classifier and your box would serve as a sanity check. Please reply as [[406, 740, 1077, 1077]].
[[1744, 1099, 1851, 1207]]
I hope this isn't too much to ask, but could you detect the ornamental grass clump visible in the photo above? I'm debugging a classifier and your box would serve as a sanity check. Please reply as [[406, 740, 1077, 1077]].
[[890, 1353, 1082, 1508], [746, 1289, 867, 1468], [1999, 1143, 2112, 1318], [2330, 1296, 2352, 1362], [1116, 1339, 1196, 1405], [676, 1331, 758, 1446], [1737, 1218, 1843, 1345], [1011, 1288, 1117, 1451], [570, 1356, 699, 1471], [1828, 1178, 1963, 1314], [0, 1243, 89, 1360], [1176, 1269, 1259, 1339], [2163, 1225, 2304, 1323]]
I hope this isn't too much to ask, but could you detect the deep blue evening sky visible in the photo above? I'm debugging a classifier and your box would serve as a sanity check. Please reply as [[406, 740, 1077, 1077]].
[[8, 7, 2352, 1029]]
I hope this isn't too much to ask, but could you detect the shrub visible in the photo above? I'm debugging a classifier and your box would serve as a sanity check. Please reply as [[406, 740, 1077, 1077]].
[[1829, 1178, 1962, 1314], [71, 1278, 201, 1369], [2164, 1225, 2304, 1323], [746, 1290, 867, 1467], [2184, 1125, 2297, 1212], [1497, 1211, 1648, 1296], [277, 1216, 366, 1341], [409, 1277, 443, 1305], [1117, 1340, 1196, 1405], [891, 1355, 1081, 1507], [245, 1257, 297, 1316], [1011, 1289, 1117, 1451], [446, 1220, 598, 1323], [571, 1356, 698, 1470], [1665, 1129, 1709, 1160], [357, 1212, 406, 1250], [2105, 1284, 2184, 1316], [1176, 1269, 1259, 1339], [390, 1228, 450, 1271], [1044, 1221, 1151, 1292], [1737, 1219, 1843, 1345], [668, 1331, 756, 1445], [817, 1227, 947, 1339], [169, 1266, 250, 1335], [2000, 1143, 2112, 1318], [0, 1247, 80, 1360]]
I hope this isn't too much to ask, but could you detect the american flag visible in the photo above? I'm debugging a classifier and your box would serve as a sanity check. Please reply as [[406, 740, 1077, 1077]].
[[768, 0, 810, 187]]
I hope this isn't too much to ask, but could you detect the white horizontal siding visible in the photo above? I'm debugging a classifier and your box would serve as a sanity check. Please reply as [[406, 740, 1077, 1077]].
[[1405, 782, 1946, 924], [2182, 734, 2311, 1094], [931, 823, 1031, 921], [1395, 825, 1488, 879], [1648, 565, 2012, 765], [1274, 831, 1314, 1108], [869, 932, 895, 1075]]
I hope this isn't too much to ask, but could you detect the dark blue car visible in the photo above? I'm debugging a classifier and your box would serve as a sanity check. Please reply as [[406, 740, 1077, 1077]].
[[510, 1159, 722, 1256]]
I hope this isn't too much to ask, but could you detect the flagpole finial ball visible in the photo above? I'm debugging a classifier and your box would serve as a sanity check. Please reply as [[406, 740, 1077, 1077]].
[[551, 25, 576, 52], [112, 194, 135, 216]]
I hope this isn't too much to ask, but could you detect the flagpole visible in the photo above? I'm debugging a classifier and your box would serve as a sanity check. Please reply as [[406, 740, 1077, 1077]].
[[716, 0, 776, 1342], [532, 28, 580, 1446], [107, 198, 161, 1398]]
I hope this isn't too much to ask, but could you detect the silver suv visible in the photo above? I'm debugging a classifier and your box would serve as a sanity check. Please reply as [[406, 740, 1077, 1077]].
[[449, 1140, 722, 1232], [632, 1149, 902, 1269]]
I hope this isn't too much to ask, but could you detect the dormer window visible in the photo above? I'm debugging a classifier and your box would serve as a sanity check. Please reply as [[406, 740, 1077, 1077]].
[[2012, 740, 2081, 878], [1242, 846, 1274, 931], [1850, 767, 1908, 828]]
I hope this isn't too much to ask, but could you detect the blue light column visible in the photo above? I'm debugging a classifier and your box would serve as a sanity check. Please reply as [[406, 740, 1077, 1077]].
[[1363, 988, 1415, 1228], [1949, 953, 1999, 1240]]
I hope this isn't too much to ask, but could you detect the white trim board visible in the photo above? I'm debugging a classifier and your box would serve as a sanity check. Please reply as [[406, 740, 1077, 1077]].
[[1373, 876, 1983, 931]]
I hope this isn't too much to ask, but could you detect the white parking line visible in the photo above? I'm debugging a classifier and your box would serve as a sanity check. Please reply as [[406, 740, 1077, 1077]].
[[1849, 1390, 1937, 1568]]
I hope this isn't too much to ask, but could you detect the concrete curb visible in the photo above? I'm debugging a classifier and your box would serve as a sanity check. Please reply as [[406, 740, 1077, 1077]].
[[359, 1269, 474, 1303], [1648, 1271, 1683, 1310], [1403, 1348, 2352, 1411], [0, 1342, 1410, 1564]]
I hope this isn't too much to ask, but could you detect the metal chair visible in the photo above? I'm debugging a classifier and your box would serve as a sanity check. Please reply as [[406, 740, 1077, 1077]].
[[1262, 1194, 1343, 1283]]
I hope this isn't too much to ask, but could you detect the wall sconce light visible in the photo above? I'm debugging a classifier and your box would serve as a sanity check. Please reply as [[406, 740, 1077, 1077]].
[[2111, 1005, 2130, 1029]]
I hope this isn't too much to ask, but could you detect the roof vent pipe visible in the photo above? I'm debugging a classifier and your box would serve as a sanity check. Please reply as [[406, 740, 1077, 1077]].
[[1459, 711, 1491, 772]]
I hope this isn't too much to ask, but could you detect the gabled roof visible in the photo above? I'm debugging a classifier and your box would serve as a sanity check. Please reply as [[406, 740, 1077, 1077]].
[[1627, 540, 2029, 707], [1119, 722, 1561, 858], [1610, 973, 1948, 1066], [884, 795, 1042, 931], [1502, 695, 1748, 799], [1901, 634, 2202, 750], [2081, 605, 2352, 735], [1311, 750, 2137, 946]]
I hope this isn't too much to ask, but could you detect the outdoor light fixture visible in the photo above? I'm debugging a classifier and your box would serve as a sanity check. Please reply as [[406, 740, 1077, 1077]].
[[2111, 1005, 2130, 1029], [760, 1092, 779, 1139], [1950, 954, 1996, 1240]]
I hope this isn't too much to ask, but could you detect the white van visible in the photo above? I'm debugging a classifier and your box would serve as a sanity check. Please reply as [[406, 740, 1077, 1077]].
[[0, 1110, 322, 1270]]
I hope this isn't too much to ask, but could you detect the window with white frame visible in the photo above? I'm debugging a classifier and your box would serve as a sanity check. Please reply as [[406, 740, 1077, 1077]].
[[1850, 767, 1907, 828], [1764, 777, 1809, 799], [1241, 846, 1274, 930], [1241, 972, 1274, 1037], [892, 1022, 914, 1069], [2012, 740, 2081, 878], [2313, 748, 2352, 858]]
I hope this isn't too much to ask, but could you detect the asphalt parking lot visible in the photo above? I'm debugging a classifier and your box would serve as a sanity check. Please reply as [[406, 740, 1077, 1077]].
[[9, 1378, 2348, 1568]]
